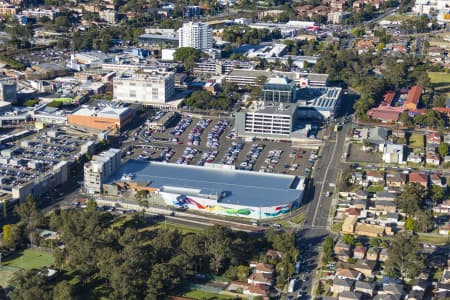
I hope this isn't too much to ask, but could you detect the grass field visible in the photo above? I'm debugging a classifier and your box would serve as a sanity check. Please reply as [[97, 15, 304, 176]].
[[0, 268, 15, 287], [409, 133, 424, 149], [182, 290, 242, 300], [428, 72, 450, 95], [140, 222, 205, 235], [2, 249, 54, 270], [367, 185, 385, 193]]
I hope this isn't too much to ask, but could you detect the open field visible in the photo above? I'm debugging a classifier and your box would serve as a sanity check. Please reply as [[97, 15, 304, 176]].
[[2, 249, 54, 270], [429, 72, 450, 96], [0, 268, 15, 287], [408, 133, 424, 149]]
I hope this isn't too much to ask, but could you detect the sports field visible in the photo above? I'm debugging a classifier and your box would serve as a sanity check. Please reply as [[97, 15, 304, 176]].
[[0, 249, 54, 287]]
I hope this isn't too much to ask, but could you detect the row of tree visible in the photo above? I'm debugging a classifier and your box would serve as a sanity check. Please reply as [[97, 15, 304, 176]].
[[6, 198, 299, 299]]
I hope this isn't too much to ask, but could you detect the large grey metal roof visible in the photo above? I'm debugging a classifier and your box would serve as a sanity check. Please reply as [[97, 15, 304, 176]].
[[107, 160, 303, 207]]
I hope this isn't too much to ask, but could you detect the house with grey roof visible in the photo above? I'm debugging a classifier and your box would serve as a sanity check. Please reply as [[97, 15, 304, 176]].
[[354, 280, 375, 297], [338, 291, 362, 300], [332, 278, 354, 295]]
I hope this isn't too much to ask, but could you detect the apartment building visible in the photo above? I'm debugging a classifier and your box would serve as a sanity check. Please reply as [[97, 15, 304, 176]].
[[84, 148, 121, 194], [178, 22, 213, 50]]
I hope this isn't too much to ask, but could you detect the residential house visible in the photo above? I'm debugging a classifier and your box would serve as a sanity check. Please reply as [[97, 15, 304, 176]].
[[335, 240, 351, 254], [346, 208, 361, 217], [373, 295, 399, 300], [444, 133, 450, 144], [373, 200, 397, 213], [336, 268, 362, 281], [382, 282, 404, 298], [352, 172, 364, 185], [244, 284, 271, 298], [366, 247, 379, 261], [407, 290, 425, 300], [342, 216, 358, 234], [353, 246, 367, 259], [332, 278, 354, 295], [431, 173, 446, 187], [386, 173, 406, 187], [339, 291, 362, 300], [409, 172, 428, 187], [248, 272, 273, 286], [386, 212, 399, 223], [426, 152, 440, 166], [427, 132, 441, 145], [407, 153, 422, 164], [352, 190, 368, 200], [351, 199, 367, 210], [367, 127, 389, 145], [382, 144, 405, 164], [437, 283, 450, 293], [441, 269, 450, 284], [355, 222, 385, 237], [374, 192, 397, 201], [445, 155, 450, 165], [438, 223, 450, 235], [354, 280, 375, 297], [412, 278, 430, 293], [434, 199, 450, 213], [265, 250, 283, 260], [366, 171, 384, 184], [379, 248, 389, 262], [352, 260, 377, 277], [254, 263, 274, 274]]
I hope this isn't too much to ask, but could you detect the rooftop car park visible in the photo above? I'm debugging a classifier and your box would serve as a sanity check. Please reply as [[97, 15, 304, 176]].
[[124, 113, 318, 177]]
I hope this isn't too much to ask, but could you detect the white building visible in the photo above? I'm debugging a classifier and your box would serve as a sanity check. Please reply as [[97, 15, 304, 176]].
[[178, 22, 213, 50], [381, 143, 405, 164], [113, 71, 175, 105], [84, 148, 121, 194], [235, 102, 297, 138]]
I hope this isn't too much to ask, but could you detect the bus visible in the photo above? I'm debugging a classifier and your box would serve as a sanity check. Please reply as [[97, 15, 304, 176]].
[[288, 279, 297, 293]]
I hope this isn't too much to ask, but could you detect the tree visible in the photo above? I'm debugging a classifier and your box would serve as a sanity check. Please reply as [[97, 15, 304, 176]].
[[439, 142, 449, 158], [404, 218, 415, 231], [430, 185, 445, 204], [342, 234, 355, 246], [15, 195, 42, 245], [2, 224, 22, 250], [9, 269, 50, 300], [396, 183, 426, 217], [385, 232, 424, 279], [414, 209, 434, 232], [322, 236, 334, 263], [173, 47, 200, 72], [53, 280, 74, 300], [146, 263, 182, 300]]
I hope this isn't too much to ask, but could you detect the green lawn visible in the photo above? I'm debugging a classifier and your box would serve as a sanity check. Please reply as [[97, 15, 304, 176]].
[[140, 222, 205, 235], [367, 185, 385, 193], [182, 290, 241, 300], [409, 133, 424, 149], [2, 249, 54, 270], [418, 233, 449, 245], [429, 72, 450, 95], [0, 268, 15, 287]]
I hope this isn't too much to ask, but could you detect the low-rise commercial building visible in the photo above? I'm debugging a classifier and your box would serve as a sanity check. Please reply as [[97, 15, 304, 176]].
[[67, 105, 134, 131]]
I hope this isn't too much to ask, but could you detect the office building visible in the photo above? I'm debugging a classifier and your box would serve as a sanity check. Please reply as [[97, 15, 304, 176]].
[[84, 148, 121, 194], [235, 102, 297, 137], [113, 71, 175, 106], [297, 86, 343, 120], [138, 33, 179, 47], [0, 78, 17, 104], [178, 22, 213, 50], [263, 76, 297, 103]]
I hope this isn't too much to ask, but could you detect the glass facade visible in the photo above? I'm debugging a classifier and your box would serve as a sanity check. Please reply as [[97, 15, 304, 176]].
[[263, 81, 296, 103]]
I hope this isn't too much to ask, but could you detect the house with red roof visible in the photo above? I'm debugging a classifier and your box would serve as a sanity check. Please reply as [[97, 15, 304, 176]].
[[427, 132, 441, 145], [403, 86, 423, 111], [409, 172, 428, 187]]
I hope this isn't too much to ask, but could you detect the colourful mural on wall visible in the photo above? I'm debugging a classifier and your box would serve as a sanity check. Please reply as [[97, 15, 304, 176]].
[[172, 195, 253, 216]]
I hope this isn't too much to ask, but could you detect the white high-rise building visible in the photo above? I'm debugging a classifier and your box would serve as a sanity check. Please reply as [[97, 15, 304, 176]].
[[178, 22, 213, 50]]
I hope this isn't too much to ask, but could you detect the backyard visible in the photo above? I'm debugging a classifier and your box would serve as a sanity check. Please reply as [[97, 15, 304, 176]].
[[408, 133, 425, 149]]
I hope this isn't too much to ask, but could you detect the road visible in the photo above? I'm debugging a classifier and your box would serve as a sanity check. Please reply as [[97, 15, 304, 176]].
[[294, 115, 352, 298]]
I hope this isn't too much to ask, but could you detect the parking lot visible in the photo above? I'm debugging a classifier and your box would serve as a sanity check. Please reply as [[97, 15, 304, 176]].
[[125, 113, 319, 177], [0, 127, 94, 191]]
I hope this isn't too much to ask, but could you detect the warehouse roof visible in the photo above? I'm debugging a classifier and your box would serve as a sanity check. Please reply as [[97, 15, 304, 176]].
[[108, 160, 303, 207]]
